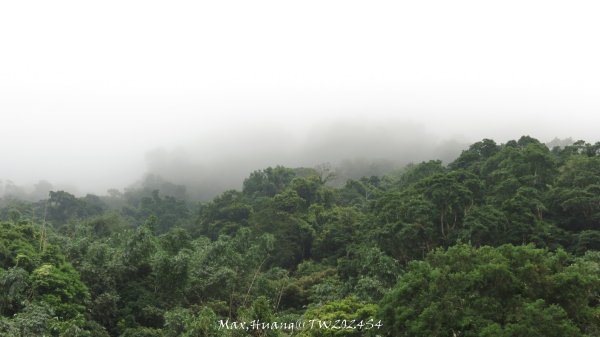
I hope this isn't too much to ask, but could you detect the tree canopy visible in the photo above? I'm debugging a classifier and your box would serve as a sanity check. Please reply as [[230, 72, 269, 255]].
[[1, 135, 599, 336]]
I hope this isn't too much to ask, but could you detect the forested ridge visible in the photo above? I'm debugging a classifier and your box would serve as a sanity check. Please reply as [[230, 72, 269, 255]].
[[1, 136, 599, 337]]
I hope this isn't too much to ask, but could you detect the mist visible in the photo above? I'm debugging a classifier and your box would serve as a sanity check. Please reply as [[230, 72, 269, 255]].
[[0, 114, 589, 201], [140, 118, 470, 199], [1, 1, 600, 200]]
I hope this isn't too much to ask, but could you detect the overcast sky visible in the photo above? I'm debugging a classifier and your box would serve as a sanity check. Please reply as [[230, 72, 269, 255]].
[[1, 0, 599, 196]]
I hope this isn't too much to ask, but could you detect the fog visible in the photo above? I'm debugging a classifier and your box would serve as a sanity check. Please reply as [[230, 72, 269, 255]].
[[140, 118, 470, 199], [1, 1, 599, 199]]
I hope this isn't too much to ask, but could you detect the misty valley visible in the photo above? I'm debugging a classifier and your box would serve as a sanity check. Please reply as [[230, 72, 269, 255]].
[[1, 136, 599, 337]]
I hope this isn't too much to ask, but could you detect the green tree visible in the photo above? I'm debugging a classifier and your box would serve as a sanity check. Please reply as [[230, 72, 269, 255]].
[[379, 244, 600, 337], [243, 166, 296, 198], [299, 297, 379, 337]]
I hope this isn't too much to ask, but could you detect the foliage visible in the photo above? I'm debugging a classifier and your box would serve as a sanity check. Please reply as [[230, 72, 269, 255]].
[[379, 244, 600, 337], [1, 136, 600, 337]]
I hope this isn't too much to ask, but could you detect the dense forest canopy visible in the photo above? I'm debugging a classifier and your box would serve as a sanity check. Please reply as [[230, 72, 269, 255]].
[[0, 136, 599, 336]]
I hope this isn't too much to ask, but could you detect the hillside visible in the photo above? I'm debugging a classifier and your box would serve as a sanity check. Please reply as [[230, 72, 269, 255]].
[[1, 136, 599, 337]]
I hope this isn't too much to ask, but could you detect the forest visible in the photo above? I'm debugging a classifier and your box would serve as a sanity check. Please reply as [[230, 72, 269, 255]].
[[0, 136, 599, 337]]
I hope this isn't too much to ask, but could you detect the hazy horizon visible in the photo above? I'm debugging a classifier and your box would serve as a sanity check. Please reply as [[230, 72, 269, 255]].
[[2, 0, 599, 198]]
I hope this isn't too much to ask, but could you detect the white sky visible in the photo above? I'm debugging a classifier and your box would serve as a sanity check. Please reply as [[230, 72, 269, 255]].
[[1, 0, 599, 194]]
